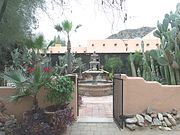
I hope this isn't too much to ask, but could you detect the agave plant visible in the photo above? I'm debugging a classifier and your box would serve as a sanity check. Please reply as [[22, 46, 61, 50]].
[[56, 52, 85, 76]]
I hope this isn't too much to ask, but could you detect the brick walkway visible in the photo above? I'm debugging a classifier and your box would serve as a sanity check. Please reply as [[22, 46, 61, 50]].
[[62, 95, 180, 135], [63, 122, 120, 135], [79, 95, 113, 118]]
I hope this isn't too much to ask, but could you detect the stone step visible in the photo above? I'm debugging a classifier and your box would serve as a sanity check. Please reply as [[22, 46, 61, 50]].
[[77, 117, 113, 123]]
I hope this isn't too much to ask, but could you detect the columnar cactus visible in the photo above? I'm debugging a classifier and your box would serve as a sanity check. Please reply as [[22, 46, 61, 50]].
[[129, 53, 137, 77]]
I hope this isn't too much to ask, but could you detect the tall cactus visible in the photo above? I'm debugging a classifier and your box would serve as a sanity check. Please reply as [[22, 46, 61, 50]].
[[141, 40, 153, 81], [129, 3, 180, 85], [153, 3, 180, 85], [129, 42, 159, 81], [129, 53, 137, 77]]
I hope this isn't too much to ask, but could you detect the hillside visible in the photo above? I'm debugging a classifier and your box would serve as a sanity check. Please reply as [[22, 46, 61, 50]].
[[107, 27, 156, 39]]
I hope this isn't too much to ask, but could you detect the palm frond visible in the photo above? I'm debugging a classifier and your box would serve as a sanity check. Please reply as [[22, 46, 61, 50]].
[[75, 24, 82, 32], [55, 24, 62, 32], [34, 35, 44, 50], [62, 20, 72, 33], [46, 40, 55, 49], [24, 38, 35, 49], [33, 65, 42, 85], [2, 69, 27, 84]]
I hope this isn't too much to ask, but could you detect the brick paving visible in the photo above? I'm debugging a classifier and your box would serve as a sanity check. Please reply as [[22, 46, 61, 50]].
[[79, 95, 113, 118], [63, 95, 180, 135], [63, 122, 180, 135], [63, 122, 120, 135]]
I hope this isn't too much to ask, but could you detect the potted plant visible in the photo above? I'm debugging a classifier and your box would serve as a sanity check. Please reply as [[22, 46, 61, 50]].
[[45, 74, 74, 132]]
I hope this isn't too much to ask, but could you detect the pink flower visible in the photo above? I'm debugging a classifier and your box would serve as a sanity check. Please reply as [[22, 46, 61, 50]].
[[27, 67, 35, 73], [43, 67, 50, 72]]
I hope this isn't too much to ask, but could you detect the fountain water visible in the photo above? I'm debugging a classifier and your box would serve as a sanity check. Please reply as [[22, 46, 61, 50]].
[[78, 52, 112, 96]]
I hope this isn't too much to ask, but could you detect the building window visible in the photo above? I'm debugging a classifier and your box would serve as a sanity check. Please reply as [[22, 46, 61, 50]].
[[136, 43, 139, 46], [103, 43, 105, 46], [84, 51, 86, 53], [114, 43, 117, 46], [126, 47, 128, 51], [146, 43, 150, 46], [156, 43, 159, 46], [92, 44, 94, 46]]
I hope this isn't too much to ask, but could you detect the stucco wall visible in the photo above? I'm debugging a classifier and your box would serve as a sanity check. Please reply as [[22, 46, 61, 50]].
[[120, 74, 180, 115], [46, 39, 160, 54], [0, 75, 77, 121], [87, 39, 160, 53]]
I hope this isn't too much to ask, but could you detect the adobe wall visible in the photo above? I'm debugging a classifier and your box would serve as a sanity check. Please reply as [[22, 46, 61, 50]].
[[120, 74, 180, 115], [47, 39, 160, 54], [0, 75, 77, 121]]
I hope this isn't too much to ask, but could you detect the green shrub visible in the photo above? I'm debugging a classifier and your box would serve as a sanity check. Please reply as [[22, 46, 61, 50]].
[[45, 75, 74, 107]]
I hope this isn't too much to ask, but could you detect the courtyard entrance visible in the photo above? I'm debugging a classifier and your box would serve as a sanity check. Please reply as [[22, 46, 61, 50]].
[[76, 52, 124, 125], [77, 74, 124, 126]]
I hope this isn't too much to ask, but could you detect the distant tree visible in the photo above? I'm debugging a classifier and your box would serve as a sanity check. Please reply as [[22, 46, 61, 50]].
[[60, 39, 66, 46], [0, 0, 45, 71], [54, 35, 66, 46], [104, 57, 123, 74], [0, 0, 60, 72]]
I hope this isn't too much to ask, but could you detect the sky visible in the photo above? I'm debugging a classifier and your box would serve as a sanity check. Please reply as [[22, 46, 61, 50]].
[[36, 0, 180, 47]]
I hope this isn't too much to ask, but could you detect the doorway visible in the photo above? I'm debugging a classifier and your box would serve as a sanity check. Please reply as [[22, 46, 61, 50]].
[[77, 79, 113, 122]]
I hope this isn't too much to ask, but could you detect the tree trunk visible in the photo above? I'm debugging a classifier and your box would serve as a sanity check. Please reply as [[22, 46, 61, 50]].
[[67, 35, 72, 73], [32, 95, 39, 112]]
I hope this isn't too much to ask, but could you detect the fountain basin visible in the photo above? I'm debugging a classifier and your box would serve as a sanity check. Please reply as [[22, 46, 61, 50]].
[[78, 81, 113, 96]]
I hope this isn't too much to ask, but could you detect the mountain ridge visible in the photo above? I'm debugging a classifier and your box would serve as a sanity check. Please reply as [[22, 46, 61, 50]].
[[107, 27, 156, 39]]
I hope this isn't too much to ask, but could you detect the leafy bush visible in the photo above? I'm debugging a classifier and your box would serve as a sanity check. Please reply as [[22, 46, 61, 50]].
[[104, 57, 123, 75], [45, 75, 74, 107], [52, 104, 74, 132], [8, 109, 55, 135]]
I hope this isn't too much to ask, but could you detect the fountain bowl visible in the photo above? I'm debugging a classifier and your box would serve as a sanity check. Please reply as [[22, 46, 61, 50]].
[[78, 80, 113, 97]]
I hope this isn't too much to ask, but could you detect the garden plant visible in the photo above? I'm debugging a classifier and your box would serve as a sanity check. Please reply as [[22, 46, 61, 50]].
[[0, 34, 75, 134]]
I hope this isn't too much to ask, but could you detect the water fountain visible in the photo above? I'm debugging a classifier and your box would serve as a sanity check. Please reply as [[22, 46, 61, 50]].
[[78, 52, 112, 96]]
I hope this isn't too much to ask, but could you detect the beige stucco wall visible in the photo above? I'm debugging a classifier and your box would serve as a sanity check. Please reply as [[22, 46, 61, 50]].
[[46, 39, 160, 54], [87, 39, 160, 53], [120, 74, 180, 115], [47, 46, 87, 54], [0, 75, 77, 121]]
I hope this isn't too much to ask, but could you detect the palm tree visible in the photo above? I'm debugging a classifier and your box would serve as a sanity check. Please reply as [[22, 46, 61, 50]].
[[55, 20, 81, 73]]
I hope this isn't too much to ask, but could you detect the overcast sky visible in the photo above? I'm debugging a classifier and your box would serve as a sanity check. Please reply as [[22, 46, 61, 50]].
[[36, 0, 180, 46]]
